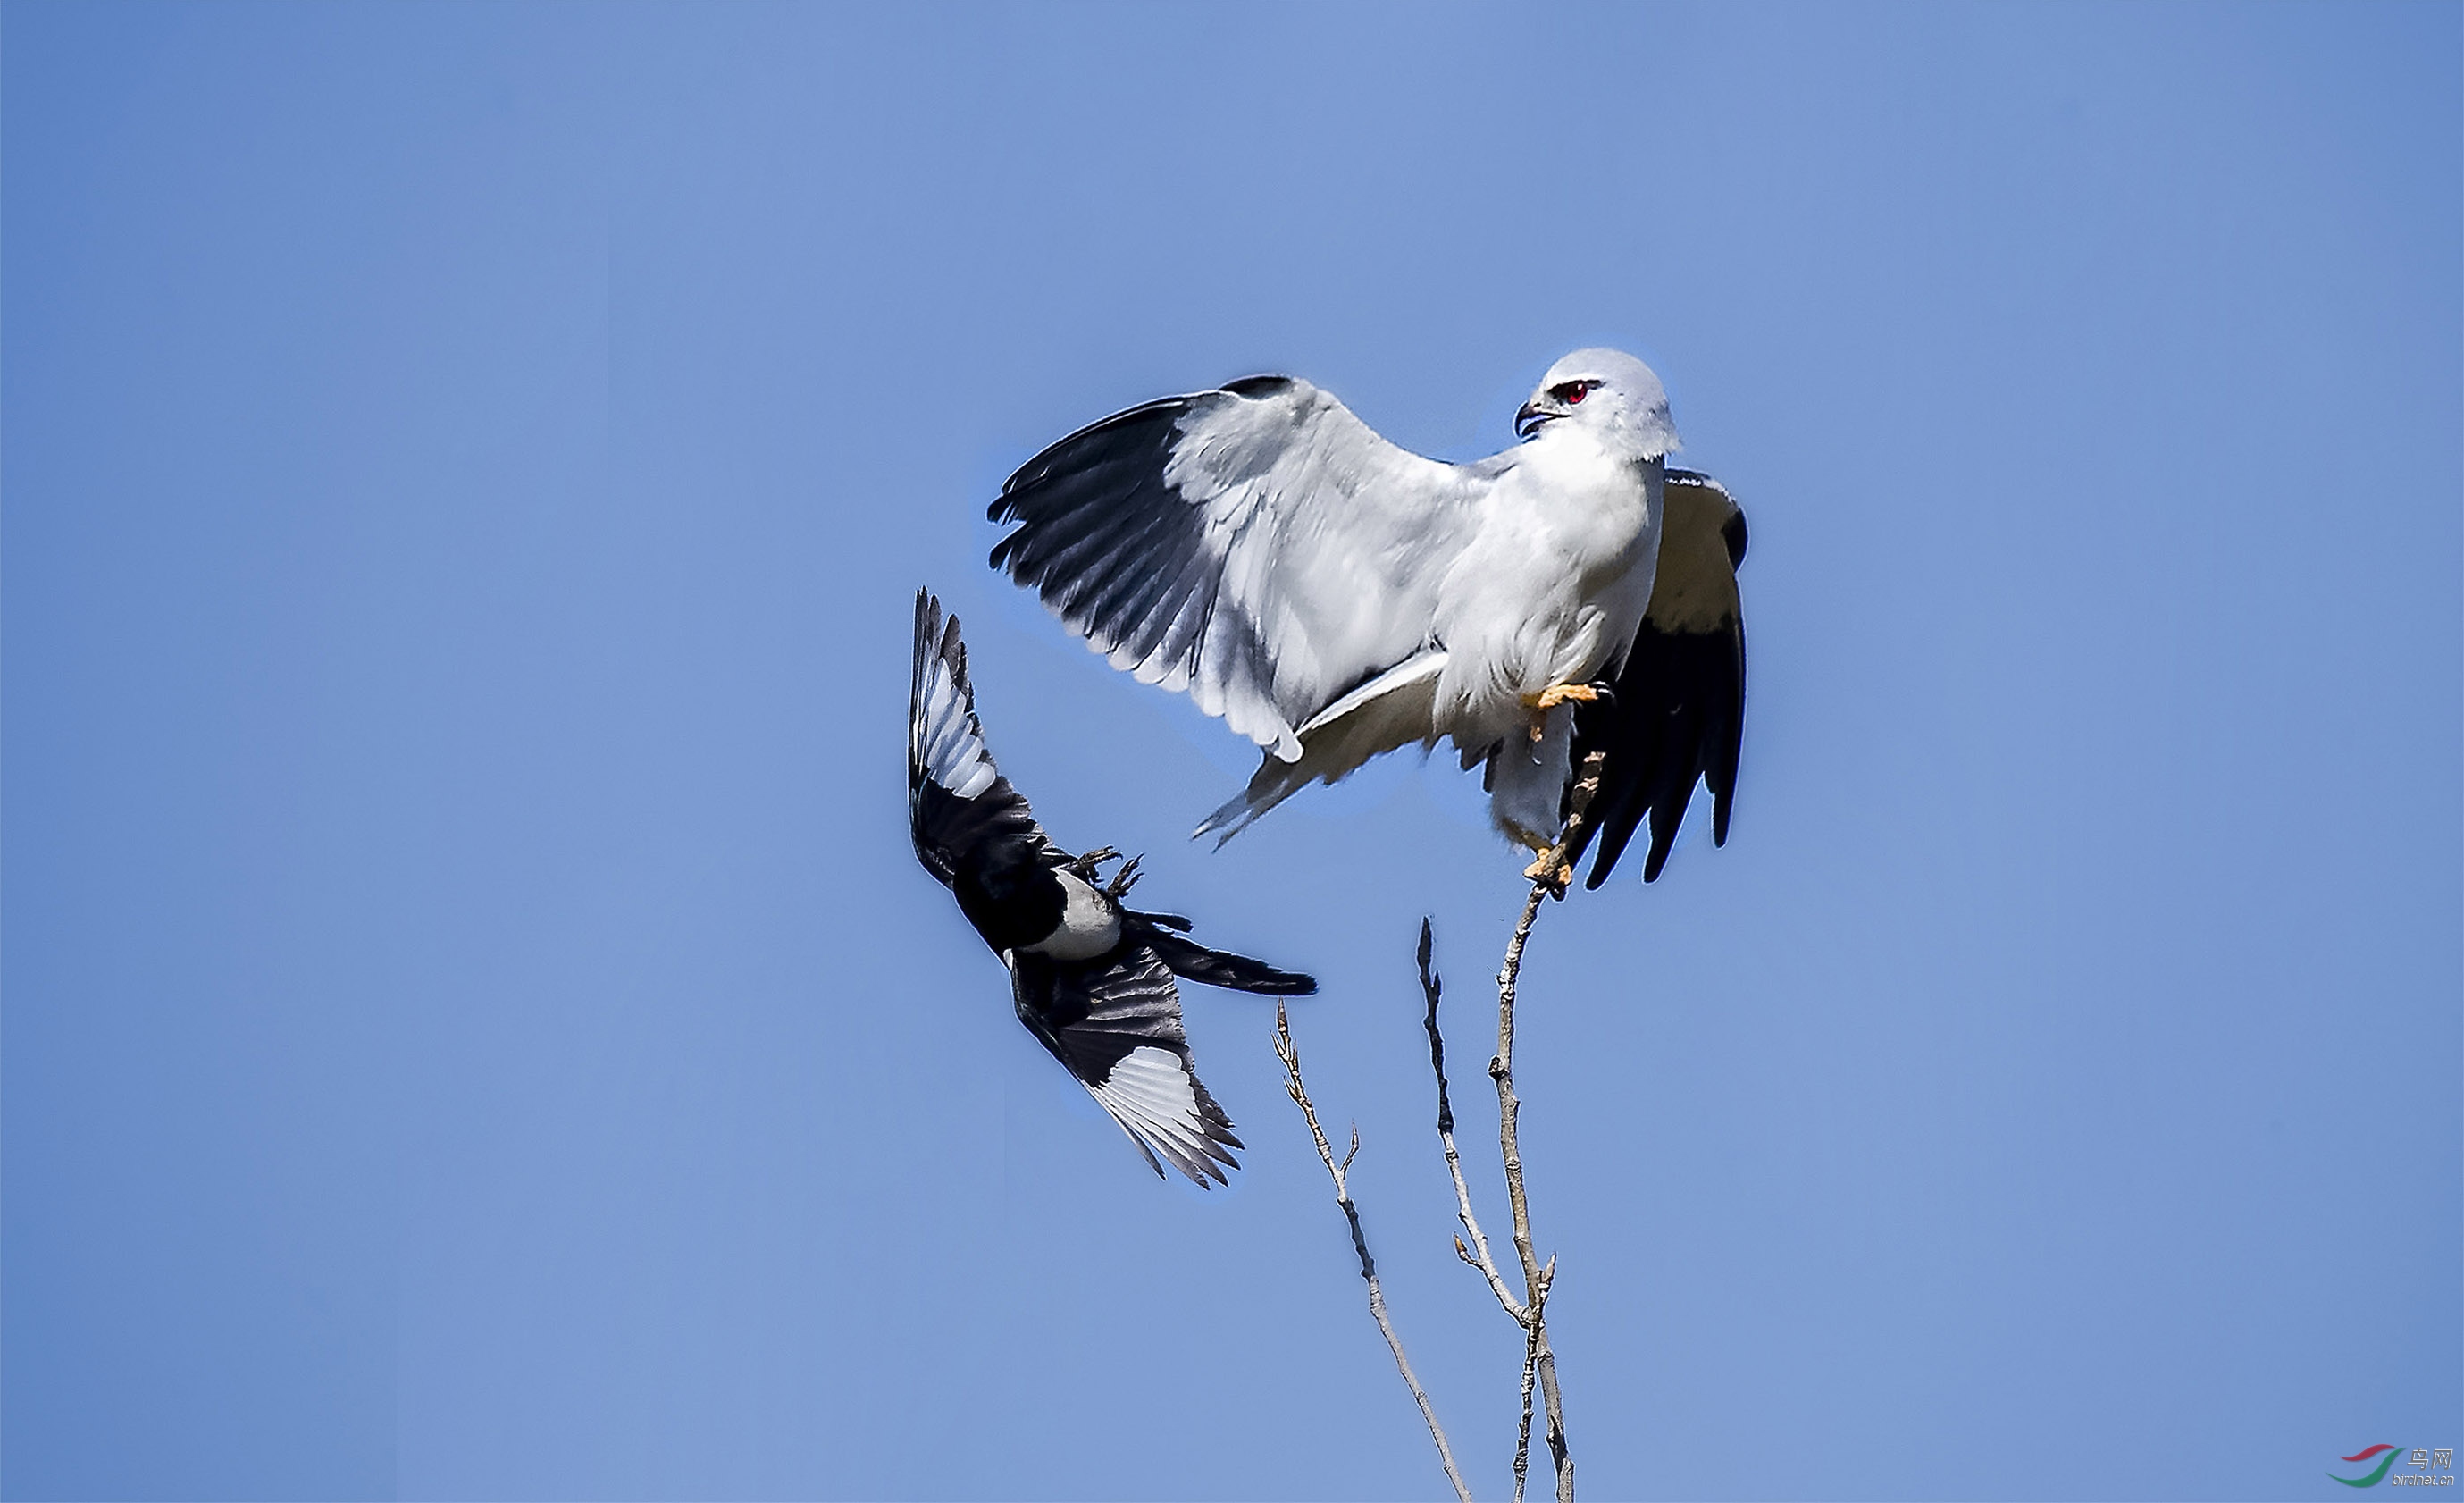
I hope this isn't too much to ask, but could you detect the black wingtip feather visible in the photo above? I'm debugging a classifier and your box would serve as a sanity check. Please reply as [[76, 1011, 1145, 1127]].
[[983, 393, 1230, 684], [1571, 609, 1744, 887]]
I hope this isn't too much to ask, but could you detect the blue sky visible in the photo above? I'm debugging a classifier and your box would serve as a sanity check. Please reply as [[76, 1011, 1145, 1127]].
[[4, 4, 2456, 1499]]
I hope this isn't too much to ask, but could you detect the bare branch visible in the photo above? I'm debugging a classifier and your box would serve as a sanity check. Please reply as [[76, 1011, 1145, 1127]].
[[1421, 919, 1527, 1323], [1276, 1003, 1475, 1503], [1513, 1326, 1538, 1503], [1489, 750, 1608, 1503]]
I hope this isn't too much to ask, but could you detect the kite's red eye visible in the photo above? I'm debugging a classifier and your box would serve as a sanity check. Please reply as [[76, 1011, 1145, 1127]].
[[1566, 384, 1587, 404], [1552, 381, 1590, 406]]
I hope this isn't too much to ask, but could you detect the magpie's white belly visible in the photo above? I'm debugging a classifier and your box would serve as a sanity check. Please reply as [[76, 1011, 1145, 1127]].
[[1023, 870, 1121, 961]]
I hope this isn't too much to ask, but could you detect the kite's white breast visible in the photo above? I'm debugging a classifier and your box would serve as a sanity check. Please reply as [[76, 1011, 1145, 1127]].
[[1433, 438, 1663, 737]]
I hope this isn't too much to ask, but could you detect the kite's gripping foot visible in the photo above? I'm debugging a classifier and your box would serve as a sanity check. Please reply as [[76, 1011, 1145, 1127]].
[[1102, 854, 1144, 900], [1521, 681, 1608, 742], [1522, 841, 1573, 895]]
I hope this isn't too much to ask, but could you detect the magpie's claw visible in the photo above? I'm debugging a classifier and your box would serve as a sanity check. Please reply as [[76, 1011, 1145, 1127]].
[[1064, 845, 1119, 879]]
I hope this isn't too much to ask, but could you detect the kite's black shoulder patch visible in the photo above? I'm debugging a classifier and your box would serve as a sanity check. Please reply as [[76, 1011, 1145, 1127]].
[[1670, 469, 1748, 568], [1220, 374, 1294, 399]]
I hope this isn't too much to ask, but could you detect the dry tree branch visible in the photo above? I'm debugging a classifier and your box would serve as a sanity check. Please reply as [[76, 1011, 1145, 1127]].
[[1494, 870, 1572, 1503], [1473, 749, 1610, 1503], [1275, 1003, 1475, 1503], [1283, 750, 1606, 1500], [1420, 920, 1526, 1323], [1421, 923, 1543, 1503], [1513, 1330, 1540, 1503]]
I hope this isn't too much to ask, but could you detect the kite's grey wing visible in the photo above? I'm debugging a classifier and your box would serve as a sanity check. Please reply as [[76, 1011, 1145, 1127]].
[[1569, 471, 1747, 886], [1010, 946, 1242, 1186], [989, 376, 1488, 761], [909, 591, 1050, 889]]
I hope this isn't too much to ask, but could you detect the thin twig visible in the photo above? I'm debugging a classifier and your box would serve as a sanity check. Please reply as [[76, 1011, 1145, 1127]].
[[1276, 1003, 1475, 1503], [1421, 919, 1527, 1323], [1427, 923, 1542, 1503], [1491, 750, 1608, 1503]]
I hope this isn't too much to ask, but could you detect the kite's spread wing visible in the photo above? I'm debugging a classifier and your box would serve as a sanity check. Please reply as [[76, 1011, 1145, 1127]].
[[1010, 946, 1243, 1186], [1569, 471, 1747, 886], [989, 376, 1488, 762]]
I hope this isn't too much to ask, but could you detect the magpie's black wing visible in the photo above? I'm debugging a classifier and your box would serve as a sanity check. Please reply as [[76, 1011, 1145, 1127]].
[[1568, 472, 1747, 887], [1010, 946, 1242, 1186], [909, 591, 1052, 888]]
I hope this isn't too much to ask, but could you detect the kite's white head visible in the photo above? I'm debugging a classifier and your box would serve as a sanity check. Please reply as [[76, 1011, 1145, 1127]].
[[1514, 348, 1679, 459]]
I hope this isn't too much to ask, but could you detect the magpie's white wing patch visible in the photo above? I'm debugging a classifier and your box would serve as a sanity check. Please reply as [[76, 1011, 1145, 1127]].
[[1009, 946, 1241, 1186], [1090, 1045, 1229, 1185], [990, 377, 1488, 762], [912, 593, 1000, 801], [909, 591, 1049, 889]]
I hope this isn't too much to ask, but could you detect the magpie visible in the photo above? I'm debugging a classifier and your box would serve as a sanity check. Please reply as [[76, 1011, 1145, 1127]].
[[908, 590, 1317, 1185]]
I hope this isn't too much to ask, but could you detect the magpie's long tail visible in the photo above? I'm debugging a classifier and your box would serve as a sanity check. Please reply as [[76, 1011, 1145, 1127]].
[[1131, 919, 1317, 996]]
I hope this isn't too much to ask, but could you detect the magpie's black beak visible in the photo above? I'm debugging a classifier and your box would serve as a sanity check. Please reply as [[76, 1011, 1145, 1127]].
[[1514, 400, 1549, 439]]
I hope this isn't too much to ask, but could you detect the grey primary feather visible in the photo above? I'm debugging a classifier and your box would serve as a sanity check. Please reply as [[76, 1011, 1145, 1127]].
[[990, 376, 1484, 762]]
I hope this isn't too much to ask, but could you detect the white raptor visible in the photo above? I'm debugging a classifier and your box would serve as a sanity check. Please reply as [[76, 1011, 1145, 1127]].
[[990, 349, 1747, 884]]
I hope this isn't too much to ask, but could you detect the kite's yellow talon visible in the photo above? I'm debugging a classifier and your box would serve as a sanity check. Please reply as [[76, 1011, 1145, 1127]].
[[1522, 682, 1605, 713], [1521, 681, 1605, 740]]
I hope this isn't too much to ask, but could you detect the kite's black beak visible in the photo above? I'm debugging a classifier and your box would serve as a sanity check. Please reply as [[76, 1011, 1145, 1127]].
[[1514, 400, 1550, 439]]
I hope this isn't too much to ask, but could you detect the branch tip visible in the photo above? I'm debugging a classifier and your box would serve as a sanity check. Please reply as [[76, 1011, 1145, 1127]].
[[1276, 988, 1471, 1503]]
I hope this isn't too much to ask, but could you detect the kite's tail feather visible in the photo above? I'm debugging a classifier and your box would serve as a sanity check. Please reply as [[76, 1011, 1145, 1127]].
[[1193, 763, 1310, 845], [1192, 659, 1445, 844]]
